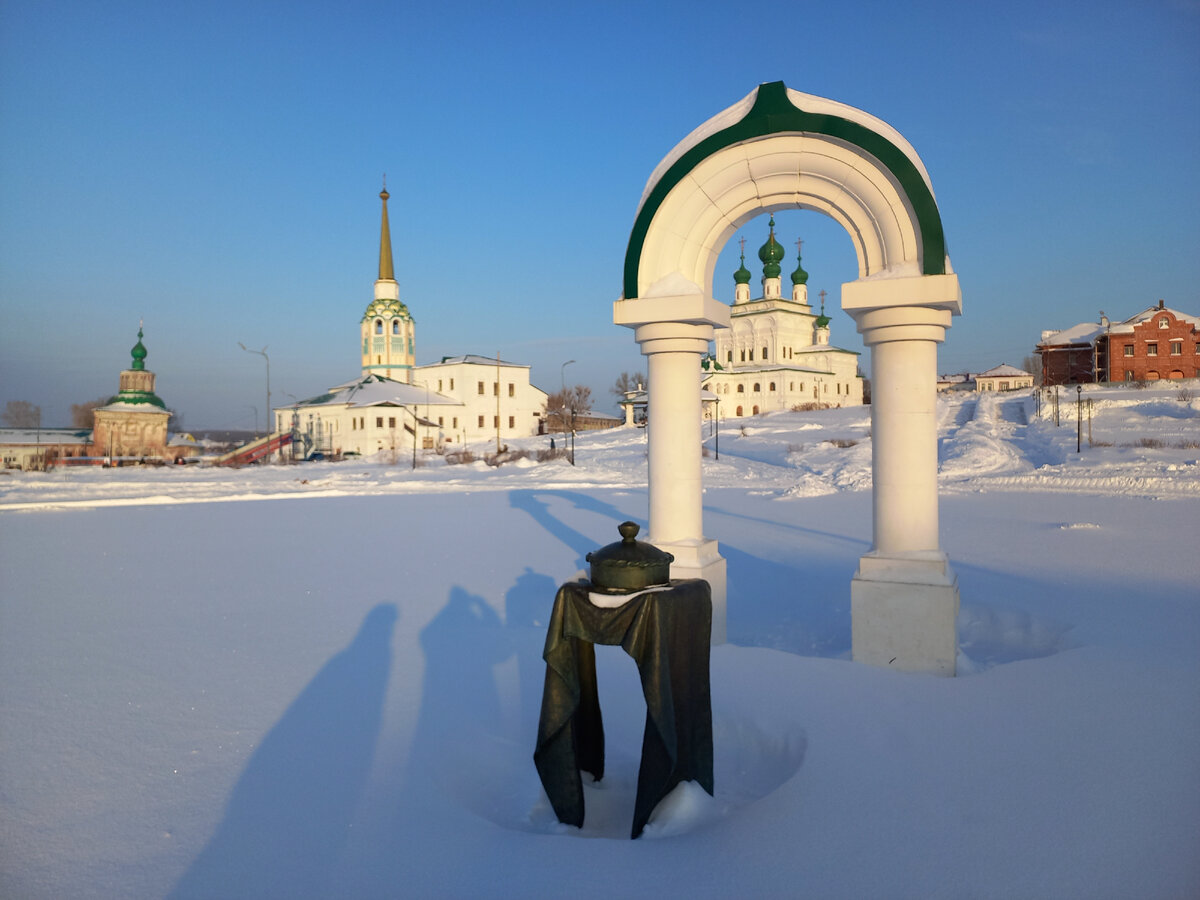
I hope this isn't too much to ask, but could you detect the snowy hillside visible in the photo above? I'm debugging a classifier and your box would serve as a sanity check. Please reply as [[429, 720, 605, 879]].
[[1, 384, 1197, 899]]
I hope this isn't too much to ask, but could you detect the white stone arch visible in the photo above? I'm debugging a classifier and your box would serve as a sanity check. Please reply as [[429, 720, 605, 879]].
[[615, 82, 962, 673]]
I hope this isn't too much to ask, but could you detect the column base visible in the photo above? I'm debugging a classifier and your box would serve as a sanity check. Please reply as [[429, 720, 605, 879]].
[[656, 538, 727, 646], [851, 551, 959, 676]]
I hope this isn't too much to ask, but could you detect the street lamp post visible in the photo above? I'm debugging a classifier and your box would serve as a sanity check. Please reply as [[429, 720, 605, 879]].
[[560, 359, 575, 443], [238, 343, 270, 438], [1076, 384, 1083, 453]]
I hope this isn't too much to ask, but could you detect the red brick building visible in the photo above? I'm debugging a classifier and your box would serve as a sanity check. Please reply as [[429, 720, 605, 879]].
[[1037, 301, 1199, 385]]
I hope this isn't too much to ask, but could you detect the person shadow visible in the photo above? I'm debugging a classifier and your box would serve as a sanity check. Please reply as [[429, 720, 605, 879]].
[[170, 604, 397, 900]]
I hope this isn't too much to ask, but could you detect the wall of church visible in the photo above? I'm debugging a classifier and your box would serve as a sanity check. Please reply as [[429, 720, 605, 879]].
[[92, 409, 169, 458], [413, 361, 548, 445]]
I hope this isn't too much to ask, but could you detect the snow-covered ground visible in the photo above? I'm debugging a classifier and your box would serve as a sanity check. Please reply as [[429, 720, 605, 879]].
[[2, 384, 1197, 899]]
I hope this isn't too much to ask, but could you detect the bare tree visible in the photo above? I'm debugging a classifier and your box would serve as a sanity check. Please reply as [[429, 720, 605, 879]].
[[71, 397, 109, 428], [545, 385, 592, 433], [611, 371, 645, 397], [2, 400, 41, 428]]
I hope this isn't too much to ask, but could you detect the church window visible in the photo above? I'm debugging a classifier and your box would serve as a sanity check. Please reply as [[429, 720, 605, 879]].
[[450, 378, 455, 390], [376, 417, 383, 428], [736, 406, 743, 416], [388, 417, 396, 428], [752, 406, 759, 415], [452, 417, 458, 428], [753, 383, 761, 392], [493, 382, 499, 396], [377, 356, 382, 364], [763, 347, 768, 360], [749, 349, 754, 361], [478, 415, 485, 427], [351, 419, 356, 431], [789, 382, 795, 391], [736, 384, 744, 393], [478, 381, 485, 395], [508, 416, 514, 428], [392, 320, 400, 334], [438, 417, 444, 426], [769, 382, 776, 392], [740, 350, 745, 362], [508, 383, 515, 397], [375, 319, 383, 335], [493, 416, 499, 428], [727, 351, 732, 363], [438, 380, 443, 390]]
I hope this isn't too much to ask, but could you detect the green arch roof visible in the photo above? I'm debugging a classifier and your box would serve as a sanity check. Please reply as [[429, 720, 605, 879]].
[[622, 81, 947, 299]]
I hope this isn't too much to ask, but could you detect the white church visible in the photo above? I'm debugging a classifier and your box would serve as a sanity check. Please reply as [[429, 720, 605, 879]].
[[274, 187, 548, 457], [703, 217, 863, 415]]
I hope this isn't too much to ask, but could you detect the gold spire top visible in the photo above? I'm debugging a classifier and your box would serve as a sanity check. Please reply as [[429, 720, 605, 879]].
[[378, 176, 394, 281]]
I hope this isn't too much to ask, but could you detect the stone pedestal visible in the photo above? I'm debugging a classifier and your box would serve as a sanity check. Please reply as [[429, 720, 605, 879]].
[[851, 551, 959, 676]]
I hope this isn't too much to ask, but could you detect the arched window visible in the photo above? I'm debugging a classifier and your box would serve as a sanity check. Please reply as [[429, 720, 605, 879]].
[[727, 350, 733, 363], [736, 384, 744, 393], [736, 406, 743, 416], [740, 350, 746, 362], [762, 346, 768, 360], [752, 405, 760, 415], [374, 319, 383, 335], [753, 383, 761, 392], [769, 382, 776, 392], [392, 319, 400, 334]]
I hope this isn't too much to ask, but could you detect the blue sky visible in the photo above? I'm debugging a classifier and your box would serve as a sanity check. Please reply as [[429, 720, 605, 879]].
[[2, 0, 1197, 429]]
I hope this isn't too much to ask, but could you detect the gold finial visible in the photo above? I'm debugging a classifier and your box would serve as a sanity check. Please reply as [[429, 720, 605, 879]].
[[380, 173, 389, 201]]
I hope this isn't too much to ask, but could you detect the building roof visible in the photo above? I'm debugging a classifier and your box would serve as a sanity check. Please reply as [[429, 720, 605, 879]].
[[281, 374, 462, 410], [978, 364, 1032, 378], [0, 428, 92, 446], [1107, 304, 1198, 334], [420, 354, 531, 369], [1039, 304, 1198, 346]]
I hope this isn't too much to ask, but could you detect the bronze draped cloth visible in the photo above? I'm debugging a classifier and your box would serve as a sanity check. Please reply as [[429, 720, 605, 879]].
[[533, 579, 713, 839]]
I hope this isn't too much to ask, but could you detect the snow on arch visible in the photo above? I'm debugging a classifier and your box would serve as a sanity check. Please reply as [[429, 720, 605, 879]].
[[622, 81, 953, 302]]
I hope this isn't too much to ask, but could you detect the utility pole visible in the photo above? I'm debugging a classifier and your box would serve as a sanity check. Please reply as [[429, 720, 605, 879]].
[[496, 352, 502, 454], [1076, 385, 1083, 453]]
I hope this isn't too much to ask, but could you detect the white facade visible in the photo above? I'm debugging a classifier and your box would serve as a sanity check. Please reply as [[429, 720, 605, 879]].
[[975, 364, 1034, 392], [413, 355, 548, 446], [703, 220, 862, 417], [274, 375, 461, 458]]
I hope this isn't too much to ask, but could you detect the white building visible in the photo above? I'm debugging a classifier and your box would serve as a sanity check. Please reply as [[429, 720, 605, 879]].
[[974, 364, 1035, 392], [412, 355, 548, 445], [274, 186, 547, 456], [703, 217, 863, 416]]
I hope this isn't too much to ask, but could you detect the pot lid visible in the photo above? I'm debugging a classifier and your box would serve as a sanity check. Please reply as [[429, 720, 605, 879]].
[[586, 522, 673, 573]]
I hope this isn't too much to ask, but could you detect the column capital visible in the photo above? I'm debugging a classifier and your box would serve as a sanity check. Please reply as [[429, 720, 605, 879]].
[[851, 305, 955, 346], [614, 293, 730, 331], [841, 273, 961, 316]]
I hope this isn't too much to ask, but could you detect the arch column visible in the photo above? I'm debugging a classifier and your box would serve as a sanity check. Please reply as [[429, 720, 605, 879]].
[[844, 275, 961, 675], [615, 288, 729, 644]]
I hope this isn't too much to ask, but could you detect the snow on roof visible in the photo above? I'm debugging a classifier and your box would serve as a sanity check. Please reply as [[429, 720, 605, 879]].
[[0, 427, 92, 446], [1108, 304, 1199, 333], [938, 373, 971, 384], [978, 364, 1032, 378], [1039, 321, 1106, 346], [419, 355, 530, 369], [283, 375, 462, 410]]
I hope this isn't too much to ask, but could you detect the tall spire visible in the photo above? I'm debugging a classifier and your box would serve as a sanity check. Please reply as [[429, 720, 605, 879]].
[[378, 177, 394, 281]]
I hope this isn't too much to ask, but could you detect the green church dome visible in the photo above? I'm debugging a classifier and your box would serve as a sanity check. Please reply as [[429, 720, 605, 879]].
[[790, 249, 808, 286], [131, 327, 148, 371], [757, 216, 784, 278], [733, 251, 752, 285]]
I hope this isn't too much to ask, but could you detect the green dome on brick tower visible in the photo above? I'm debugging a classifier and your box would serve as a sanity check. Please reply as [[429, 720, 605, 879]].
[[130, 327, 148, 371], [790, 248, 808, 286], [733, 251, 752, 285], [757, 216, 784, 278]]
